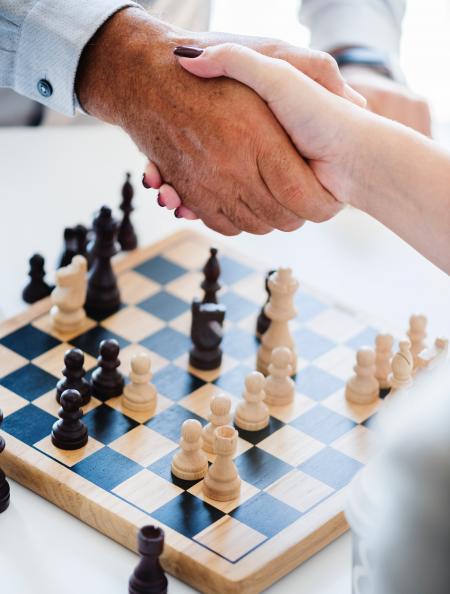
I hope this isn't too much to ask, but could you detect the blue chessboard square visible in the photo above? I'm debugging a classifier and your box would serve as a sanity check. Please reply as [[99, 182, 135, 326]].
[[152, 364, 205, 401], [134, 256, 187, 285], [137, 291, 189, 322], [298, 447, 363, 490], [234, 448, 293, 489], [0, 325, 59, 360], [295, 293, 327, 323], [293, 328, 336, 361], [146, 405, 205, 442], [236, 416, 284, 446], [148, 450, 203, 490], [140, 327, 191, 360], [295, 366, 344, 401], [214, 364, 253, 397], [222, 327, 259, 360], [346, 327, 379, 350], [2, 404, 55, 445], [219, 256, 254, 285], [72, 447, 141, 491], [83, 404, 138, 444], [231, 492, 301, 538], [290, 406, 356, 444], [0, 364, 58, 401], [70, 326, 129, 357], [220, 291, 258, 322], [153, 491, 224, 539]]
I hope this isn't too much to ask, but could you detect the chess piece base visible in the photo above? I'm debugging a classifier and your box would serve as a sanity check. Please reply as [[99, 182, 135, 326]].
[[0, 471, 10, 513], [122, 396, 156, 413], [189, 348, 222, 371], [50, 305, 86, 333], [345, 386, 379, 405], [171, 458, 208, 481], [51, 424, 88, 451], [234, 413, 269, 432], [203, 475, 241, 502]]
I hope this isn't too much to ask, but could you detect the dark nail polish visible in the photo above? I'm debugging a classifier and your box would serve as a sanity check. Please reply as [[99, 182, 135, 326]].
[[157, 194, 164, 207], [142, 173, 150, 189], [174, 46, 204, 59], [174, 208, 182, 218]]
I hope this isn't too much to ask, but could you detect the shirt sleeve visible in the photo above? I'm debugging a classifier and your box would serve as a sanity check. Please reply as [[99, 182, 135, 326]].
[[300, 0, 407, 57], [0, 0, 142, 116]]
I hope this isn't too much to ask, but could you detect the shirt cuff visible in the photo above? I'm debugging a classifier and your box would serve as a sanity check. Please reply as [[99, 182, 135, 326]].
[[14, 0, 142, 116]]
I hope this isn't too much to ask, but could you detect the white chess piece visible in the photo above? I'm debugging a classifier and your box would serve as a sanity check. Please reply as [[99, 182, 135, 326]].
[[257, 268, 298, 376], [416, 338, 449, 371], [389, 341, 414, 392], [345, 348, 379, 405], [202, 394, 232, 453], [408, 314, 428, 368], [122, 354, 157, 412], [375, 334, 393, 390], [203, 425, 241, 501], [50, 255, 87, 332], [235, 371, 269, 431], [171, 419, 208, 481], [264, 347, 295, 405]]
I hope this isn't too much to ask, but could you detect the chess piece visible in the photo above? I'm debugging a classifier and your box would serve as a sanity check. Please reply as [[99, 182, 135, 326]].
[[59, 227, 78, 268], [118, 172, 138, 251], [171, 419, 208, 481], [345, 348, 379, 405], [56, 348, 91, 405], [201, 247, 221, 304], [256, 270, 275, 339], [189, 299, 226, 370], [202, 394, 232, 454], [50, 255, 87, 333], [416, 338, 449, 371], [129, 525, 168, 594], [85, 206, 121, 317], [91, 339, 125, 400], [408, 314, 428, 368], [264, 347, 295, 405], [203, 426, 241, 501], [51, 389, 88, 450], [74, 224, 89, 260], [0, 410, 11, 513], [22, 253, 52, 304], [389, 341, 414, 392], [257, 268, 298, 376], [375, 333, 393, 391], [123, 354, 157, 412], [235, 371, 269, 431]]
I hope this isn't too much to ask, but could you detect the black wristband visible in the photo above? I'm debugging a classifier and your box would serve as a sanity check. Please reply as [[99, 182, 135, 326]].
[[333, 47, 394, 79]]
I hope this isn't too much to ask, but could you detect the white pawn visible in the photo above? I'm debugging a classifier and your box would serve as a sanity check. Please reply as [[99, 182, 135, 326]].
[[122, 354, 157, 412], [407, 314, 428, 368], [345, 347, 379, 405], [202, 394, 232, 454], [375, 334, 393, 390], [264, 347, 295, 405], [389, 341, 414, 392], [171, 419, 208, 481], [235, 372, 269, 431], [203, 425, 241, 502], [50, 255, 87, 333]]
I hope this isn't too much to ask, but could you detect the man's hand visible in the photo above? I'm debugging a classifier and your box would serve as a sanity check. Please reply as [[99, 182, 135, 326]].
[[75, 8, 363, 235], [341, 66, 432, 137]]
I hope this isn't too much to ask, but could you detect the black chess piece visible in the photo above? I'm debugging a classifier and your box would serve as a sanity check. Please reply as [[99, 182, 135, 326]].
[[118, 172, 138, 251], [85, 206, 121, 317], [91, 339, 125, 400], [129, 525, 168, 594], [256, 270, 275, 340], [59, 227, 78, 268], [189, 299, 226, 370], [56, 348, 91, 406], [0, 410, 11, 514], [201, 247, 221, 304], [22, 253, 52, 304], [51, 389, 88, 450], [74, 224, 89, 260]]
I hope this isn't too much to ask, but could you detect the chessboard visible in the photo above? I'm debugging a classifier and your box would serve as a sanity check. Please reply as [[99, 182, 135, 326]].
[[0, 230, 383, 594]]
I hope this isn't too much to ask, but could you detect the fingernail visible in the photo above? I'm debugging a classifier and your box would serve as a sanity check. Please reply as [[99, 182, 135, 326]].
[[174, 207, 182, 218], [344, 84, 367, 108], [157, 194, 165, 207], [142, 173, 151, 189], [174, 46, 204, 59]]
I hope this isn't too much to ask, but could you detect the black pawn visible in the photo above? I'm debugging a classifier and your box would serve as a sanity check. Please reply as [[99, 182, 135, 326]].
[[51, 389, 88, 450], [91, 339, 124, 401], [85, 206, 121, 317], [22, 253, 52, 304], [189, 299, 226, 370], [118, 172, 138, 251], [201, 247, 221, 304], [256, 270, 275, 340], [59, 227, 78, 268], [129, 525, 168, 594], [0, 410, 11, 513], [74, 224, 89, 260], [56, 348, 91, 406]]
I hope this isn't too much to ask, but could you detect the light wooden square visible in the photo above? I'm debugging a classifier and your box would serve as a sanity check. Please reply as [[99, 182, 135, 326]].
[[32, 314, 97, 342], [188, 478, 259, 514], [106, 393, 173, 423], [0, 345, 28, 377], [194, 516, 266, 562], [113, 469, 183, 514], [232, 273, 266, 305], [322, 389, 381, 424], [179, 383, 238, 420], [33, 390, 102, 418], [109, 425, 178, 467], [306, 309, 366, 343], [258, 425, 324, 467], [168, 311, 191, 336], [174, 353, 238, 383], [165, 239, 209, 269], [34, 434, 104, 466], [331, 425, 378, 465], [118, 271, 160, 304], [265, 469, 334, 513], [101, 307, 165, 343], [314, 345, 357, 381], [32, 342, 97, 377], [0, 386, 28, 417], [118, 343, 169, 377], [268, 394, 317, 423], [166, 271, 203, 302]]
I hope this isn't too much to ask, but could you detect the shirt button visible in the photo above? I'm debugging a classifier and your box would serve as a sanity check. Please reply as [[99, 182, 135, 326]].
[[37, 79, 53, 98]]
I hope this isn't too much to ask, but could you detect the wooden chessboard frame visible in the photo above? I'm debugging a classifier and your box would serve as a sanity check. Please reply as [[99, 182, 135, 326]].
[[0, 230, 380, 594]]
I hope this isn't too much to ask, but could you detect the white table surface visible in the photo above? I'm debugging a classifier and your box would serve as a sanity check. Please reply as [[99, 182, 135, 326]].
[[0, 125, 449, 594]]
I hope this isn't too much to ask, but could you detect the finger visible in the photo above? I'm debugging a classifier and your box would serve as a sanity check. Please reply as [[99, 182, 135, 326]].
[[199, 211, 242, 236], [158, 184, 182, 210], [221, 199, 273, 235], [175, 205, 199, 220], [143, 161, 163, 189]]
